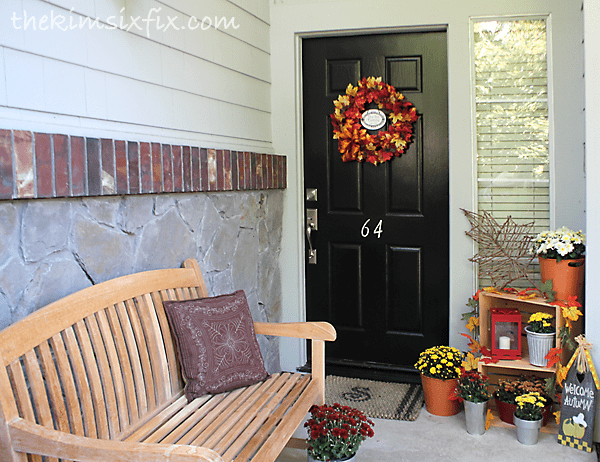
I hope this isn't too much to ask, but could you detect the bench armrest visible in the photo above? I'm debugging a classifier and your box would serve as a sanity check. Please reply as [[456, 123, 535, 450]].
[[9, 418, 224, 462], [253, 321, 336, 341], [254, 321, 336, 406]]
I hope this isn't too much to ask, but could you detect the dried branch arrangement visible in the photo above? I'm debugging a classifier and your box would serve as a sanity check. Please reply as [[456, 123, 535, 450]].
[[462, 209, 537, 289]]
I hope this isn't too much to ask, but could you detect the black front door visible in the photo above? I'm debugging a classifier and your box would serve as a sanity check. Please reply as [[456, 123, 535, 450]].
[[302, 30, 449, 379]]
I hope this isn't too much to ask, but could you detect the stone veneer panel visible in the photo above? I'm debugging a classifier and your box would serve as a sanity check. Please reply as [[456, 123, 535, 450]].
[[0, 130, 286, 200], [0, 190, 284, 372]]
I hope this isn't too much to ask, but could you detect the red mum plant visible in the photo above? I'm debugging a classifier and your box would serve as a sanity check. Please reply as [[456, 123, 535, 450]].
[[452, 368, 492, 403], [305, 403, 375, 461]]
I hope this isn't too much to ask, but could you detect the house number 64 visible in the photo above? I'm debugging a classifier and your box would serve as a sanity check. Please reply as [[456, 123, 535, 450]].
[[361, 219, 383, 238]]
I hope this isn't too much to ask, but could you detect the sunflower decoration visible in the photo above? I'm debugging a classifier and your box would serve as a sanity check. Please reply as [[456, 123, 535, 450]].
[[330, 77, 419, 165]]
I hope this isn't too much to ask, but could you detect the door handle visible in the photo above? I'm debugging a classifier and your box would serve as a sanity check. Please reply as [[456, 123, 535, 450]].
[[306, 223, 317, 264], [306, 209, 317, 264]]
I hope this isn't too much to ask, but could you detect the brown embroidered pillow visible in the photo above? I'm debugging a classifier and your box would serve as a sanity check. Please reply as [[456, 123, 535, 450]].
[[164, 290, 268, 400]]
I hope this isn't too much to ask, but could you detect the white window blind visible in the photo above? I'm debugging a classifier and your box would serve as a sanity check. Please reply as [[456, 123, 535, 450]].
[[473, 19, 550, 288]]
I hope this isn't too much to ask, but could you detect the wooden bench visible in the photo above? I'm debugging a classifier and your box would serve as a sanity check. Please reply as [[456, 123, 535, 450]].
[[0, 258, 336, 462]]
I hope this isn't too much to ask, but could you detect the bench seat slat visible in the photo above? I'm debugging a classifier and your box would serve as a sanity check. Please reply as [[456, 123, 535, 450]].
[[74, 319, 110, 440], [220, 374, 310, 462], [125, 299, 157, 411], [234, 375, 313, 462], [137, 294, 172, 403], [23, 350, 59, 462], [85, 313, 120, 437], [145, 379, 271, 447], [7, 360, 43, 462], [23, 350, 54, 429], [48, 333, 85, 436], [106, 304, 139, 424], [7, 361, 36, 424], [62, 326, 97, 439], [96, 309, 130, 434], [116, 301, 148, 416], [37, 341, 70, 433], [193, 374, 290, 448], [248, 378, 320, 462], [164, 387, 247, 446], [152, 291, 183, 392], [158, 393, 228, 445], [139, 395, 211, 444], [120, 392, 187, 442], [208, 375, 299, 455]]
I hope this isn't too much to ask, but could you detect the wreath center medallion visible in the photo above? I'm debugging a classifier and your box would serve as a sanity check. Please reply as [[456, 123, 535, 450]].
[[361, 109, 386, 130], [330, 76, 419, 165]]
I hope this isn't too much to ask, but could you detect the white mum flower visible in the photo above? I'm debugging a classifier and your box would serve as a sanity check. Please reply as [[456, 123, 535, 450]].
[[557, 242, 573, 256], [547, 238, 561, 252]]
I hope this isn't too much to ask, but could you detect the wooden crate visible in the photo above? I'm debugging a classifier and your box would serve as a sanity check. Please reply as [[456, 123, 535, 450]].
[[479, 291, 583, 366], [477, 291, 583, 433]]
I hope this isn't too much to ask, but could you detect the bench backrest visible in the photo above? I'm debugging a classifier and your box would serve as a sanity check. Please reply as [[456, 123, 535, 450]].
[[0, 259, 208, 451]]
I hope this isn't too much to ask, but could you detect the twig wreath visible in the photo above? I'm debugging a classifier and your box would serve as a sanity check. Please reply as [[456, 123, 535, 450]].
[[330, 76, 419, 165]]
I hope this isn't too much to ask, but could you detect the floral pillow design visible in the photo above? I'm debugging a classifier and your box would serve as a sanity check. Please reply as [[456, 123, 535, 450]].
[[164, 290, 268, 400]]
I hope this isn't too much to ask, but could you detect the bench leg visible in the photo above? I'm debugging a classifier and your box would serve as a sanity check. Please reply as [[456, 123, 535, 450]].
[[311, 340, 325, 405]]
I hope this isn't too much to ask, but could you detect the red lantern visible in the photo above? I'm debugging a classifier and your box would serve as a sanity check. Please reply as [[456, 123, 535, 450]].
[[491, 308, 521, 360]]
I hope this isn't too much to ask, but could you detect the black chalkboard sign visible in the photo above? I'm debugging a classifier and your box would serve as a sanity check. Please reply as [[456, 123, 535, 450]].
[[558, 348, 598, 453]]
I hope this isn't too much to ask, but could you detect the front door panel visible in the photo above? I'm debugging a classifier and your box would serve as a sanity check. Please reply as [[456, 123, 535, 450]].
[[302, 31, 449, 377]]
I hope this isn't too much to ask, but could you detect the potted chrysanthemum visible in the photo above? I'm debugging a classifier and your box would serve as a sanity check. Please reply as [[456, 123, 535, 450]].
[[305, 403, 374, 462], [525, 312, 555, 367], [452, 368, 492, 435], [514, 392, 547, 445], [531, 227, 585, 301], [414, 345, 464, 416], [494, 377, 553, 426]]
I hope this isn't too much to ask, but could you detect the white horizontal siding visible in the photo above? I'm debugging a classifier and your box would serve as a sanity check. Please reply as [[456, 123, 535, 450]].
[[0, 48, 5, 107], [0, 0, 272, 151]]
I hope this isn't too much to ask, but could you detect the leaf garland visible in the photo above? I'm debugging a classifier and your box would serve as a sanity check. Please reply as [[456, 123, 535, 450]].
[[330, 77, 419, 165]]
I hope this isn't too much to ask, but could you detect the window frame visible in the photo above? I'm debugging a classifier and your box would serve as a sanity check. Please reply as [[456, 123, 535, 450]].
[[469, 14, 555, 288]]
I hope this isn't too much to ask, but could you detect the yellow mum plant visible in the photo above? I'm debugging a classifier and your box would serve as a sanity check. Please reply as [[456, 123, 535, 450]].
[[515, 392, 547, 421], [414, 345, 464, 380], [527, 312, 554, 334]]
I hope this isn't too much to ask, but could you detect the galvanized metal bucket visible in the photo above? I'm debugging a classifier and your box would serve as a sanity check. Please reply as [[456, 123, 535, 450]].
[[514, 413, 543, 445], [464, 400, 487, 436]]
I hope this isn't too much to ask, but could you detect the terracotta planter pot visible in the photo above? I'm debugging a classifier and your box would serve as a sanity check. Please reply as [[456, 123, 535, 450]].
[[420, 374, 461, 416], [495, 398, 553, 427], [538, 256, 585, 302]]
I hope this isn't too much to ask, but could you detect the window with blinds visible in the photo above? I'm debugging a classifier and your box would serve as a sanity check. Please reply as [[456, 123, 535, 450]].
[[473, 19, 550, 288]]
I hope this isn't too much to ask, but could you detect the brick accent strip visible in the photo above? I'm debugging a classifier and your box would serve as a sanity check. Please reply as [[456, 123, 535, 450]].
[[0, 130, 287, 200]]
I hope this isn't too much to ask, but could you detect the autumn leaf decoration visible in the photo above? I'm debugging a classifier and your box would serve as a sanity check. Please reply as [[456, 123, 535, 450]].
[[330, 77, 419, 165], [462, 209, 537, 289], [485, 409, 494, 430]]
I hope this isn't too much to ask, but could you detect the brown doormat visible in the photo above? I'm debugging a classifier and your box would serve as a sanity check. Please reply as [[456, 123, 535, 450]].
[[324, 375, 424, 421]]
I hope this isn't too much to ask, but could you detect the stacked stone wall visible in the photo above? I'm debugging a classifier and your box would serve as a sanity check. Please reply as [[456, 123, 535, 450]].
[[0, 190, 283, 372]]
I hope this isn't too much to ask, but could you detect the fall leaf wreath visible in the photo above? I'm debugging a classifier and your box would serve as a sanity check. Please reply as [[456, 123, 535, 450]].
[[330, 76, 419, 165]]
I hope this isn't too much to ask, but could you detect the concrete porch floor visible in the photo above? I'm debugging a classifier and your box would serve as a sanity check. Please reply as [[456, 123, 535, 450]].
[[276, 408, 598, 462]]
